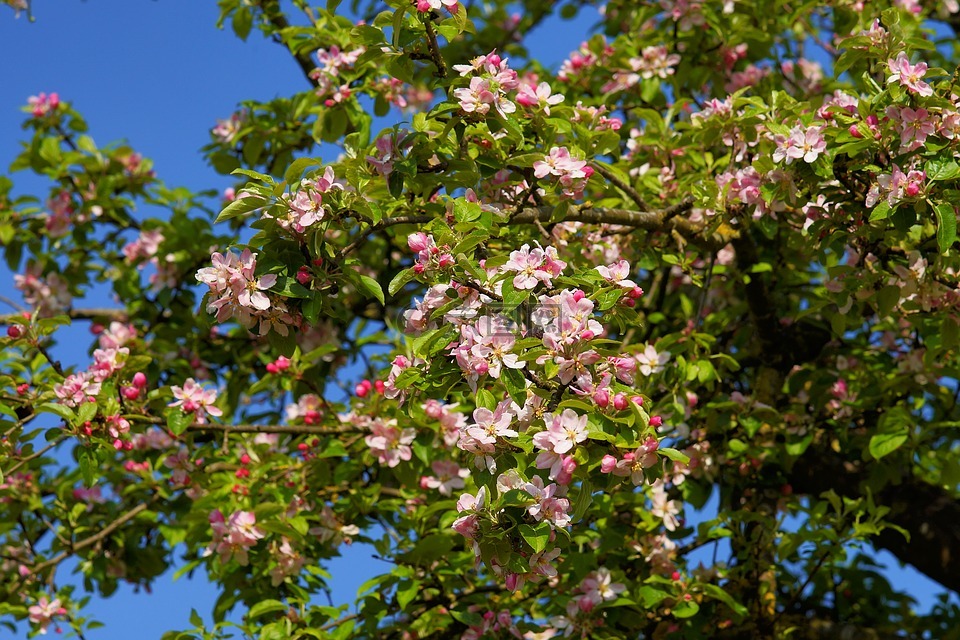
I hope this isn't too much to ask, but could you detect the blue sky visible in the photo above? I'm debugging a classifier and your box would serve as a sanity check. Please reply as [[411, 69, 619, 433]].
[[0, 1, 952, 637]]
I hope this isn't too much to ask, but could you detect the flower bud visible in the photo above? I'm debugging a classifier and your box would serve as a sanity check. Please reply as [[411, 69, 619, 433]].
[[133, 372, 148, 388], [613, 393, 629, 411], [6, 325, 22, 339]]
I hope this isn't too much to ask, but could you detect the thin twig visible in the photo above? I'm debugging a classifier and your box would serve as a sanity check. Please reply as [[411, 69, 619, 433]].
[[591, 163, 651, 210]]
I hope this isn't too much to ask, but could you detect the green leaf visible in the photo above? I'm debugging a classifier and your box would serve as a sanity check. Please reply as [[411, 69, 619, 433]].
[[284, 157, 322, 186], [672, 599, 700, 619], [869, 431, 908, 460], [388, 268, 417, 296], [75, 401, 98, 426], [518, 523, 550, 553], [78, 449, 97, 486], [500, 367, 526, 405], [876, 285, 900, 317], [357, 274, 385, 305], [248, 599, 287, 619], [868, 200, 891, 222], [232, 6, 253, 40], [701, 584, 748, 618], [926, 158, 960, 181], [165, 408, 193, 436], [38, 402, 75, 424], [935, 203, 957, 254], [216, 194, 266, 223], [396, 580, 420, 610], [657, 447, 690, 465]]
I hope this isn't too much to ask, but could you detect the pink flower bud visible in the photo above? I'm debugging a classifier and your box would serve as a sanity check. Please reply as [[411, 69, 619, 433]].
[[474, 360, 489, 376], [408, 232, 430, 252], [275, 356, 291, 371], [848, 124, 863, 138], [413, 263, 426, 275], [630, 286, 644, 299], [240, 453, 251, 465], [600, 454, 618, 473], [572, 290, 586, 302], [622, 298, 636, 308], [438, 253, 455, 268], [266, 363, 279, 374], [650, 415, 663, 428], [296, 266, 312, 285], [133, 372, 148, 388], [632, 395, 644, 406], [866, 114, 879, 127], [374, 380, 386, 394], [613, 393, 628, 411], [6, 325, 22, 339], [580, 330, 595, 341], [355, 383, 369, 397], [905, 182, 920, 197], [593, 389, 610, 408], [122, 386, 140, 400]]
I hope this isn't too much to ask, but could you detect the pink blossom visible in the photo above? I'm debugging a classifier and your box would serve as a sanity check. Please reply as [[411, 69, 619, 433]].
[[631, 45, 681, 80], [364, 419, 416, 467], [516, 81, 565, 115], [533, 409, 588, 455], [54, 372, 101, 408], [27, 92, 60, 118], [635, 344, 670, 376], [773, 125, 826, 164], [169, 378, 222, 424], [421, 460, 470, 495], [28, 596, 67, 635], [887, 52, 933, 97], [886, 106, 937, 153], [206, 509, 266, 565]]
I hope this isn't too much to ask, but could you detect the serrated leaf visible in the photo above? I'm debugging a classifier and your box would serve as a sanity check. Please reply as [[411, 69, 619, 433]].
[[657, 447, 690, 465], [216, 194, 267, 223], [38, 402, 75, 423], [388, 268, 417, 296], [869, 431, 908, 460], [518, 523, 550, 553], [935, 203, 957, 254], [869, 201, 891, 222], [165, 408, 193, 436], [248, 599, 287, 619], [357, 274, 385, 305], [284, 157, 322, 186], [701, 584, 747, 617]]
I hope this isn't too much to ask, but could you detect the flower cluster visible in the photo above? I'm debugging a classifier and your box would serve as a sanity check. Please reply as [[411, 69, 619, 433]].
[[211, 110, 246, 144], [533, 146, 594, 199], [276, 167, 342, 233], [452, 50, 520, 118], [27, 92, 59, 118], [408, 232, 455, 274], [865, 164, 926, 208], [169, 378, 222, 424], [28, 596, 67, 635], [363, 418, 416, 467], [206, 509, 265, 566], [196, 249, 295, 335], [13, 264, 72, 317], [310, 45, 363, 101], [502, 243, 566, 290]]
